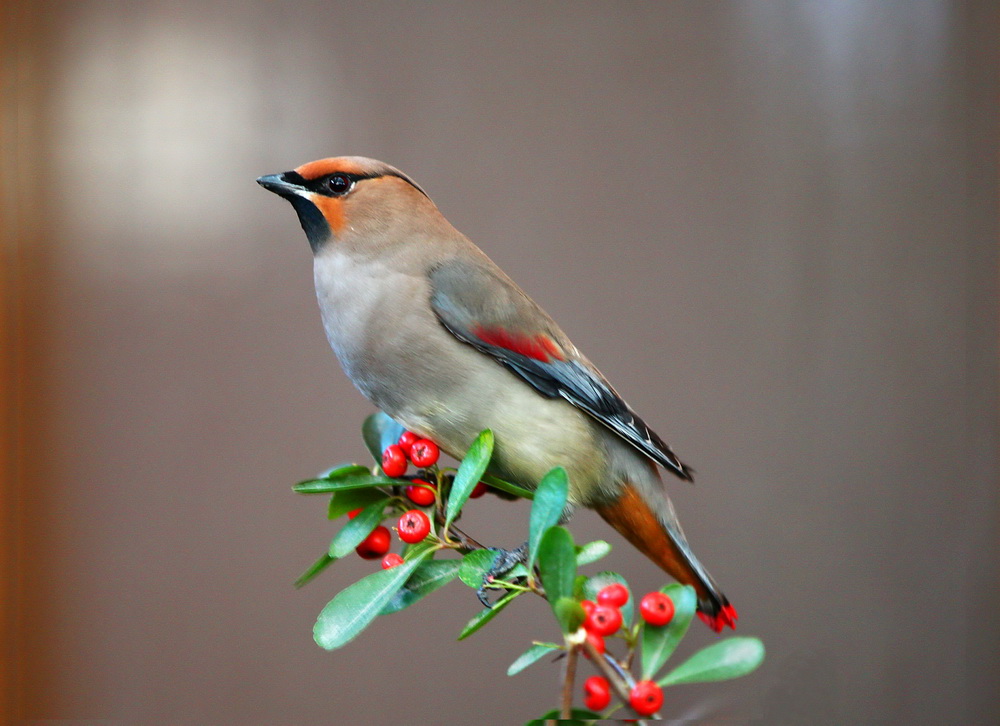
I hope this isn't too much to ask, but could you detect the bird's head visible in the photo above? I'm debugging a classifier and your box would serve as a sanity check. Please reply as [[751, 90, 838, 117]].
[[257, 156, 434, 253]]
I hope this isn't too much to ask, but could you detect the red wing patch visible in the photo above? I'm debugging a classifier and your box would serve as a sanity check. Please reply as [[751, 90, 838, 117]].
[[472, 326, 565, 363]]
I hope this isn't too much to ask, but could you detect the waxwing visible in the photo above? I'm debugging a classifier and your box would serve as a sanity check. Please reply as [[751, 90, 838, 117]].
[[258, 157, 736, 631]]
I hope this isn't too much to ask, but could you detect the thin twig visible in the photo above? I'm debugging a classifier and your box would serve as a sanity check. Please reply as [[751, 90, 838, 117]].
[[624, 624, 639, 670], [581, 636, 633, 706], [444, 522, 487, 552], [560, 639, 578, 719]]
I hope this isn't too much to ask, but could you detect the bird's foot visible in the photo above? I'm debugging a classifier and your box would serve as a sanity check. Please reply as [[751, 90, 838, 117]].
[[476, 542, 528, 607]]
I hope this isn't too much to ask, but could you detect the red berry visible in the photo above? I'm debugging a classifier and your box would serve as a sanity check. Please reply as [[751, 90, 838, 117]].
[[398, 430, 420, 455], [347, 508, 362, 519], [381, 444, 408, 477], [639, 592, 675, 627], [629, 680, 663, 717], [397, 509, 431, 544], [583, 676, 611, 711], [356, 525, 391, 559], [409, 439, 440, 467], [583, 630, 605, 658], [580, 599, 596, 617], [584, 604, 623, 636], [405, 479, 436, 506], [469, 481, 488, 498], [381, 552, 404, 569], [597, 583, 629, 608]]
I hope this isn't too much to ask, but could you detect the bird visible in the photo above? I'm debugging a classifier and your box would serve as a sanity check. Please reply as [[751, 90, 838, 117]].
[[257, 156, 737, 632]]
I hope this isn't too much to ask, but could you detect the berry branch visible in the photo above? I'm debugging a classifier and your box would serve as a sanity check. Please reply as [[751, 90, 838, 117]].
[[293, 412, 765, 723]]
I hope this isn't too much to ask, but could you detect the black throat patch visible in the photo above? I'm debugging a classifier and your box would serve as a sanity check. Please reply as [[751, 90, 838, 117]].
[[286, 194, 331, 253]]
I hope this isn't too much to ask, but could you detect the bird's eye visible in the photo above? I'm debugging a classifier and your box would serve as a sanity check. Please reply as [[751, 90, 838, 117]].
[[327, 174, 353, 195]]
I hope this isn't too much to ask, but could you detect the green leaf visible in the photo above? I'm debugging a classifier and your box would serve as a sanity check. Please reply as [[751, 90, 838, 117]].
[[537, 526, 576, 625], [362, 411, 405, 463], [575, 540, 612, 567], [526, 466, 569, 575], [400, 539, 437, 560], [294, 471, 396, 493], [328, 487, 386, 520], [458, 548, 496, 588], [583, 572, 633, 626], [658, 636, 765, 686], [328, 499, 389, 558], [505, 563, 529, 580], [506, 642, 561, 676], [482, 474, 535, 500], [553, 597, 586, 634], [379, 559, 460, 615], [444, 430, 494, 531], [457, 590, 519, 640], [293, 552, 335, 589], [313, 549, 432, 650], [640, 583, 697, 680], [318, 463, 371, 479]]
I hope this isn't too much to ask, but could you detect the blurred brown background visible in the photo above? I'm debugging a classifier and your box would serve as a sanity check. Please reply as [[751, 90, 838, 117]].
[[2, 1, 997, 724]]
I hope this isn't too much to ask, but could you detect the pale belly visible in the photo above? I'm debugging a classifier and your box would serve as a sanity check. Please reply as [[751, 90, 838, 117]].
[[396, 359, 610, 500], [313, 252, 609, 500]]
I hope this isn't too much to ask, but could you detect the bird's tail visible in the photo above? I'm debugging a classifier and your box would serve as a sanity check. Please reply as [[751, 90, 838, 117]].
[[593, 481, 737, 632]]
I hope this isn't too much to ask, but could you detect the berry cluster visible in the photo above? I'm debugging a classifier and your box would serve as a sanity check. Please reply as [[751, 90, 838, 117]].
[[381, 430, 440, 478], [349, 506, 431, 564], [348, 430, 489, 567], [344, 430, 442, 565], [578, 584, 676, 717]]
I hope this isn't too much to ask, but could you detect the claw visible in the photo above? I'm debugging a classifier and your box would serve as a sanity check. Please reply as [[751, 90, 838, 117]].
[[476, 581, 496, 608]]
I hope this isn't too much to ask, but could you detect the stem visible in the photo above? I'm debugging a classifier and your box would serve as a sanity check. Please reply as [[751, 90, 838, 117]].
[[488, 580, 532, 593], [434, 468, 449, 531], [623, 624, 639, 670], [603, 654, 634, 687], [581, 637, 633, 707], [444, 522, 487, 552], [560, 639, 578, 719]]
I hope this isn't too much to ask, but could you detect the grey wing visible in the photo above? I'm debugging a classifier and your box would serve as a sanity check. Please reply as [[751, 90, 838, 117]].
[[428, 258, 693, 481]]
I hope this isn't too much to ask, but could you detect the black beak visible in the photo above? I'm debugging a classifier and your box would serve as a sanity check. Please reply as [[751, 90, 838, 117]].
[[256, 171, 308, 198]]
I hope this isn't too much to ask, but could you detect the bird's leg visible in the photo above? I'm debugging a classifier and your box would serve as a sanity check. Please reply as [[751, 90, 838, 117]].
[[474, 505, 578, 605], [487, 540, 529, 579], [476, 541, 529, 607]]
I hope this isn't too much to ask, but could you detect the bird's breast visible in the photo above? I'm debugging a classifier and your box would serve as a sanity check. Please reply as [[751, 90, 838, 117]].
[[312, 249, 612, 500]]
